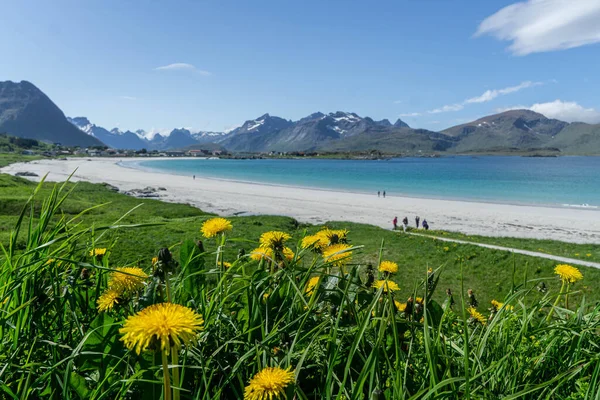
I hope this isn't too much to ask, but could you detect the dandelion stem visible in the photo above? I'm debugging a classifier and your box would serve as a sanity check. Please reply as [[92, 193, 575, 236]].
[[162, 350, 172, 400], [172, 351, 180, 400], [547, 279, 565, 322]]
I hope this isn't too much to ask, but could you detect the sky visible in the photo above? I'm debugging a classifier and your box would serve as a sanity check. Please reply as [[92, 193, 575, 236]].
[[1, 0, 600, 133]]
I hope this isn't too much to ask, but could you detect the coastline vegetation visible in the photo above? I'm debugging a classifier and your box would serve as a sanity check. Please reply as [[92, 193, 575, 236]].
[[1, 176, 600, 398]]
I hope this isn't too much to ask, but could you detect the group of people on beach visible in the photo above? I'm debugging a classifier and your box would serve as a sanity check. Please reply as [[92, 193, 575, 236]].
[[377, 190, 386, 198], [393, 215, 429, 232]]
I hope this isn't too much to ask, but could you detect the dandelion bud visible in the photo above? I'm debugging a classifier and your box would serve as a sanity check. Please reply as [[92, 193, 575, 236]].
[[80, 268, 90, 280], [467, 289, 478, 307], [158, 247, 172, 264]]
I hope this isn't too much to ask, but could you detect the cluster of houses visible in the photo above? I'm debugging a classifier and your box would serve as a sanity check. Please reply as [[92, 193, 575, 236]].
[[22, 146, 225, 158]]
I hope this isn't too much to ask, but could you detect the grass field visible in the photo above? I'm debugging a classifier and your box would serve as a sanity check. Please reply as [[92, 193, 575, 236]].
[[2, 147, 600, 398], [422, 229, 600, 264], [1, 173, 600, 309], [1, 175, 598, 399]]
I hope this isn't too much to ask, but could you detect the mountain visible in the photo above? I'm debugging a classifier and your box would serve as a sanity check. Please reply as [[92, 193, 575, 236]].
[[69, 117, 233, 151], [228, 114, 293, 136], [442, 110, 568, 152], [0, 81, 104, 147], [220, 111, 412, 152], [68, 117, 147, 150], [546, 122, 600, 155]]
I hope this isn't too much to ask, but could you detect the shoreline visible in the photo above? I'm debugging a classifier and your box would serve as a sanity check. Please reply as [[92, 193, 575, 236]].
[[2, 157, 600, 244], [122, 158, 600, 211]]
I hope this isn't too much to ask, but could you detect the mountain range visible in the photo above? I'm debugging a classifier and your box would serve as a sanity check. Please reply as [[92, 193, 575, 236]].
[[0, 81, 103, 147], [66, 117, 231, 151], [1, 80, 599, 155]]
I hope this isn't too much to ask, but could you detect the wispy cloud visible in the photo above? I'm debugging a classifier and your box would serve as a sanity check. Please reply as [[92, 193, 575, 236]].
[[393, 100, 403, 104], [428, 104, 464, 114], [154, 63, 211, 76], [464, 81, 541, 104], [426, 80, 541, 114], [475, 0, 600, 56], [120, 96, 137, 101], [399, 112, 422, 117], [498, 100, 600, 123]]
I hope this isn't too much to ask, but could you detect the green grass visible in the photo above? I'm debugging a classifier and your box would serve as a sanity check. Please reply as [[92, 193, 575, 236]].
[[1, 173, 600, 310], [421, 229, 600, 264], [1, 176, 599, 399]]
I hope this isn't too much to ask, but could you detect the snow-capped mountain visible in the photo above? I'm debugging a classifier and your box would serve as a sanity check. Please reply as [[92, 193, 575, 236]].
[[68, 117, 147, 150], [68, 117, 232, 150], [220, 111, 412, 152]]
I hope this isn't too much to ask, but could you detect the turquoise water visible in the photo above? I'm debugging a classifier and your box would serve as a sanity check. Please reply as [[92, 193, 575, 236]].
[[128, 157, 600, 208]]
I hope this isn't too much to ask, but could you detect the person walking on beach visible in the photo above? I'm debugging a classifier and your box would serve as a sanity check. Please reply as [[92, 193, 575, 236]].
[[383, 190, 386, 198], [415, 216, 420, 228], [393, 216, 398, 230], [422, 219, 429, 230], [378, 191, 380, 197], [193, 175, 195, 180], [402, 216, 408, 232]]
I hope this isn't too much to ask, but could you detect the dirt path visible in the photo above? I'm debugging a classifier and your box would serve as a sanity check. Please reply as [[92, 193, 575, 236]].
[[406, 232, 600, 269]]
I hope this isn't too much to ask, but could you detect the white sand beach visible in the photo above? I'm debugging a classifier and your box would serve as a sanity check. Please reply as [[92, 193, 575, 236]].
[[2, 157, 600, 244]]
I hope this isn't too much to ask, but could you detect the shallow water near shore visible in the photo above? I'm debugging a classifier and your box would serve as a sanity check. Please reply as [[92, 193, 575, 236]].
[[129, 156, 600, 208]]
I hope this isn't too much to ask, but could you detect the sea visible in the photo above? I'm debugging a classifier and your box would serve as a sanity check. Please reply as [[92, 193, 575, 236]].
[[124, 156, 600, 209]]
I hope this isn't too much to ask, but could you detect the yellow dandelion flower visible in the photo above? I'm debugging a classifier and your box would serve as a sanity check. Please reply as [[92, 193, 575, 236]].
[[467, 307, 486, 325], [317, 229, 349, 246], [378, 261, 398, 274], [443, 246, 449, 252], [222, 261, 232, 268], [491, 299, 514, 312], [251, 247, 273, 261], [259, 231, 291, 249], [395, 301, 407, 312], [554, 264, 583, 283], [586, 253, 591, 257], [305, 276, 320, 296], [97, 288, 120, 312], [415, 297, 424, 304], [151, 257, 158, 265], [372, 279, 400, 293], [90, 248, 107, 257], [244, 366, 295, 400], [201, 217, 233, 238], [427, 268, 433, 274], [575, 253, 580, 256], [322, 244, 353, 267], [301, 234, 322, 249], [282, 247, 294, 261], [119, 303, 203, 355], [108, 267, 148, 293], [263, 293, 270, 301], [250, 247, 294, 262]]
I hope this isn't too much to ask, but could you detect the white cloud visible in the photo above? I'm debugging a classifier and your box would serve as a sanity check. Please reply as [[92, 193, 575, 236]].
[[120, 96, 137, 101], [465, 81, 542, 104], [427, 80, 541, 114], [428, 104, 464, 114], [498, 100, 600, 123], [154, 63, 211, 76], [393, 100, 403, 104], [476, 0, 600, 56], [399, 112, 422, 117]]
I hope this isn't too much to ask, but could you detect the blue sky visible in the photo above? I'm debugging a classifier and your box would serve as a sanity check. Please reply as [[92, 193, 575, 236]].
[[1, 0, 599, 133]]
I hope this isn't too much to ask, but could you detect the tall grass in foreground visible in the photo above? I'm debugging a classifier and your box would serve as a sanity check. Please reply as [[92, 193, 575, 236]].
[[0, 179, 599, 399]]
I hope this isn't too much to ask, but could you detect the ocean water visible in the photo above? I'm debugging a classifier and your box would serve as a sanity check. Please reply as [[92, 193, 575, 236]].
[[128, 156, 600, 208]]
